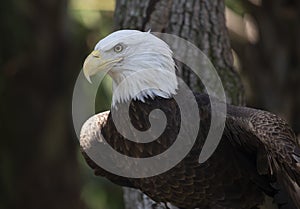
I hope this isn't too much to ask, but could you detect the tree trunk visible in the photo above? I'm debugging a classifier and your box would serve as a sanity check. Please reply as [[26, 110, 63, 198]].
[[114, 0, 244, 208], [0, 0, 86, 208]]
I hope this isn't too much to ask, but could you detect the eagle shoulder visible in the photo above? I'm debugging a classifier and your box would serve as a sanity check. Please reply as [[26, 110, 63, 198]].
[[80, 110, 134, 188]]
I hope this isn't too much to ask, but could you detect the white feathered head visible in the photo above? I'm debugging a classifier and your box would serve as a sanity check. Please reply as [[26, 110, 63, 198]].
[[83, 30, 178, 106]]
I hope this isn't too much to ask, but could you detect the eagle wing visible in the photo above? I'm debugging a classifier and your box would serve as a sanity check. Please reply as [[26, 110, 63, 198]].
[[80, 111, 134, 188], [226, 105, 300, 208], [79, 97, 300, 208]]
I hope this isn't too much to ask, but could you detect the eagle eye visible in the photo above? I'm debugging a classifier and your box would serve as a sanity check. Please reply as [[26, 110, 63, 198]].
[[114, 44, 123, 53]]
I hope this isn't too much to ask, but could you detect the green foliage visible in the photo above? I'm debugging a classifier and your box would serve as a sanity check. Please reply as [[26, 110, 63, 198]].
[[79, 153, 124, 209], [225, 0, 247, 15], [69, 10, 114, 50], [69, 7, 120, 209]]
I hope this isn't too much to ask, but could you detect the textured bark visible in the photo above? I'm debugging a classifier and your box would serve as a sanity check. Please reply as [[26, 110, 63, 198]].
[[115, 0, 244, 104], [231, 0, 300, 136], [114, 0, 244, 208]]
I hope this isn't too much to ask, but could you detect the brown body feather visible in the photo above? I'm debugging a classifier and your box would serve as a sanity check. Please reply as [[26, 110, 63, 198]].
[[80, 93, 300, 209]]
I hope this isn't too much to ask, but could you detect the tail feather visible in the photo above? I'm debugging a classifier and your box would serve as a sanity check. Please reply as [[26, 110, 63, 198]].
[[272, 149, 300, 209]]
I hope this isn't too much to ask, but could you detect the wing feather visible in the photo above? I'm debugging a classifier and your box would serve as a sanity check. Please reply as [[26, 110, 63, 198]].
[[80, 111, 134, 188], [226, 106, 300, 208]]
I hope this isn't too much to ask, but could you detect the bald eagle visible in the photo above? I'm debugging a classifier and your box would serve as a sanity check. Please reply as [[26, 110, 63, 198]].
[[80, 30, 300, 209]]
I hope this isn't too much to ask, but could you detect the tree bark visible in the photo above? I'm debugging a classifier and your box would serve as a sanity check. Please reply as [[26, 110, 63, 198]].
[[115, 0, 244, 104], [114, 0, 244, 208]]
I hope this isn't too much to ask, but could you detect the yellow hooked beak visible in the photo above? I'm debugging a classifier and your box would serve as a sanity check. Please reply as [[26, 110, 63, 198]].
[[83, 50, 122, 83]]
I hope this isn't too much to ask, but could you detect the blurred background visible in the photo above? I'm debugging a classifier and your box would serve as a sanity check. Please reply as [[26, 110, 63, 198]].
[[0, 0, 299, 209]]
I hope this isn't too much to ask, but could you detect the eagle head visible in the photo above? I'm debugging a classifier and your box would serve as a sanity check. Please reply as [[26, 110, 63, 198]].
[[83, 30, 178, 106]]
